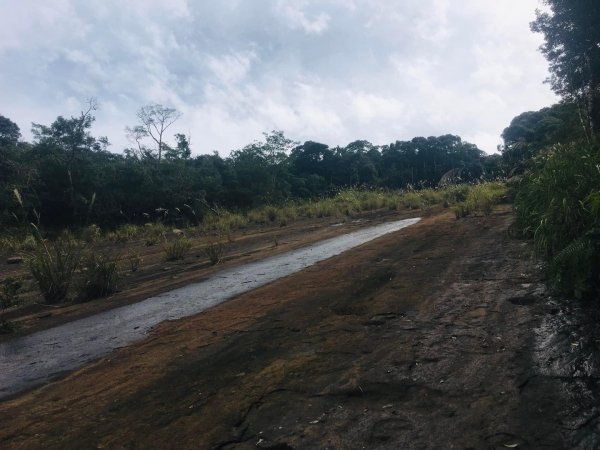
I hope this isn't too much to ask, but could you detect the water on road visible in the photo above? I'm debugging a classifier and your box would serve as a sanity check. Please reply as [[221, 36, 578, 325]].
[[0, 218, 420, 399]]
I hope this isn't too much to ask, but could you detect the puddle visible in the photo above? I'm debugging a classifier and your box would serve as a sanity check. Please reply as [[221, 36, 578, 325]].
[[0, 217, 420, 399]]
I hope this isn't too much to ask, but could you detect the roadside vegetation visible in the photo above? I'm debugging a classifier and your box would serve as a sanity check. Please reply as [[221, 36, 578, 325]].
[[0, 182, 504, 330], [513, 143, 600, 298], [500, 0, 600, 300]]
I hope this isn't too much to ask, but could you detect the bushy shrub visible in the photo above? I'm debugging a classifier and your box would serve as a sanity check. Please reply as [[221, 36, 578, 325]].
[[514, 143, 600, 298]]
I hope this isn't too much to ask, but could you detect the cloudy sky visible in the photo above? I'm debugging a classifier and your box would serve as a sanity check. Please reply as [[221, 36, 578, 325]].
[[0, 0, 556, 155]]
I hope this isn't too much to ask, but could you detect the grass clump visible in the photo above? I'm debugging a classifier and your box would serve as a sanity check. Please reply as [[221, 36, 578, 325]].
[[78, 253, 119, 301], [453, 203, 471, 219], [202, 238, 225, 265], [453, 182, 507, 218], [164, 236, 192, 261], [143, 223, 166, 246], [27, 235, 81, 304], [401, 192, 425, 210], [203, 212, 247, 232], [81, 224, 101, 243], [466, 183, 507, 215], [113, 224, 140, 243]]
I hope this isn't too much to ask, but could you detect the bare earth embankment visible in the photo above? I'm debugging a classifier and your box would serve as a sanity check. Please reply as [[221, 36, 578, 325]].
[[0, 205, 597, 449]]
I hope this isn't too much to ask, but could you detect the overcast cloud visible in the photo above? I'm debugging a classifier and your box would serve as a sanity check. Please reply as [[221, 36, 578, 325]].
[[0, 0, 557, 154]]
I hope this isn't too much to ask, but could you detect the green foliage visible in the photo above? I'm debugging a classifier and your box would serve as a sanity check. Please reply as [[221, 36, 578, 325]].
[[401, 193, 425, 210], [78, 253, 119, 301], [0, 115, 21, 146], [452, 183, 507, 219], [0, 276, 22, 309], [113, 224, 139, 243], [465, 183, 507, 216], [143, 223, 165, 246], [202, 238, 225, 265], [27, 235, 82, 304], [202, 212, 246, 232], [453, 203, 471, 219], [550, 230, 600, 299], [514, 143, 600, 298], [501, 102, 585, 168], [164, 236, 192, 261], [531, 2, 600, 138]]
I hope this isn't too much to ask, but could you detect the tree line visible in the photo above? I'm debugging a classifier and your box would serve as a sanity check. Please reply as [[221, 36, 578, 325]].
[[0, 104, 500, 229]]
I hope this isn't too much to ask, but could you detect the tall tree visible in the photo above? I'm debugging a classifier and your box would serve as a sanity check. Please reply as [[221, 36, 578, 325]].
[[531, 1, 600, 139], [128, 104, 182, 164]]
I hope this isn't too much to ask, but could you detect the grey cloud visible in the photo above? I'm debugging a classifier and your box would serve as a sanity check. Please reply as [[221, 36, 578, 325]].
[[0, 0, 556, 154]]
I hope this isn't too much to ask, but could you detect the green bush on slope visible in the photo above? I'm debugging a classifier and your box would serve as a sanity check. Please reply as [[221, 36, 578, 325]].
[[514, 143, 600, 298]]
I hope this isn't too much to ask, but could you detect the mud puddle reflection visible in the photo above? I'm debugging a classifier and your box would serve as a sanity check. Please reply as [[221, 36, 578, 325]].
[[0, 218, 420, 399]]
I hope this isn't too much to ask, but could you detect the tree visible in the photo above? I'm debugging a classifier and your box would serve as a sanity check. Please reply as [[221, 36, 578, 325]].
[[164, 133, 192, 160], [125, 125, 153, 160], [531, 1, 600, 139], [129, 104, 182, 164], [501, 102, 584, 167], [31, 98, 109, 159], [0, 115, 21, 146]]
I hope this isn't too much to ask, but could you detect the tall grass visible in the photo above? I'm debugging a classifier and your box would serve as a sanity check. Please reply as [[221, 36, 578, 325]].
[[78, 253, 119, 301], [27, 235, 82, 304], [163, 236, 192, 261], [514, 143, 600, 298]]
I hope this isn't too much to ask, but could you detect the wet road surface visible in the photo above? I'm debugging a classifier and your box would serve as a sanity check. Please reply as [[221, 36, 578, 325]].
[[0, 217, 420, 399]]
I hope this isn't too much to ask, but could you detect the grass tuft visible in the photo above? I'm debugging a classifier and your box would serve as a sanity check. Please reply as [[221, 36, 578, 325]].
[[164, 236, 192, 261], [78, 253, 119, 301], [27, 234, 81, 304]]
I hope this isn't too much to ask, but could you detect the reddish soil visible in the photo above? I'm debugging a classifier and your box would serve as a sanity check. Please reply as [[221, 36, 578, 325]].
[[0, 206, 573, 448], [0, 208, 421, 338]]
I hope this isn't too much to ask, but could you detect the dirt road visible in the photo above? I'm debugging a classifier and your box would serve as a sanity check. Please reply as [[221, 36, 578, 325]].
[[0, 206, 596, 449], [0, 218, 419, 398]]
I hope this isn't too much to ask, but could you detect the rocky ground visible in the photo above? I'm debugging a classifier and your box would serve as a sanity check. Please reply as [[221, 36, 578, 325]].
[[1, 205, 599, 449]]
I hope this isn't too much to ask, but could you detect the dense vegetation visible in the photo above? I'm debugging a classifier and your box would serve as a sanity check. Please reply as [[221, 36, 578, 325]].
[[503, 0, 600, 299], [0, 105, 499, 231]]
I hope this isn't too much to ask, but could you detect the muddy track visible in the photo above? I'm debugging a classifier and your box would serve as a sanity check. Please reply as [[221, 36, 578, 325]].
[[0, 206, 596, 449]]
